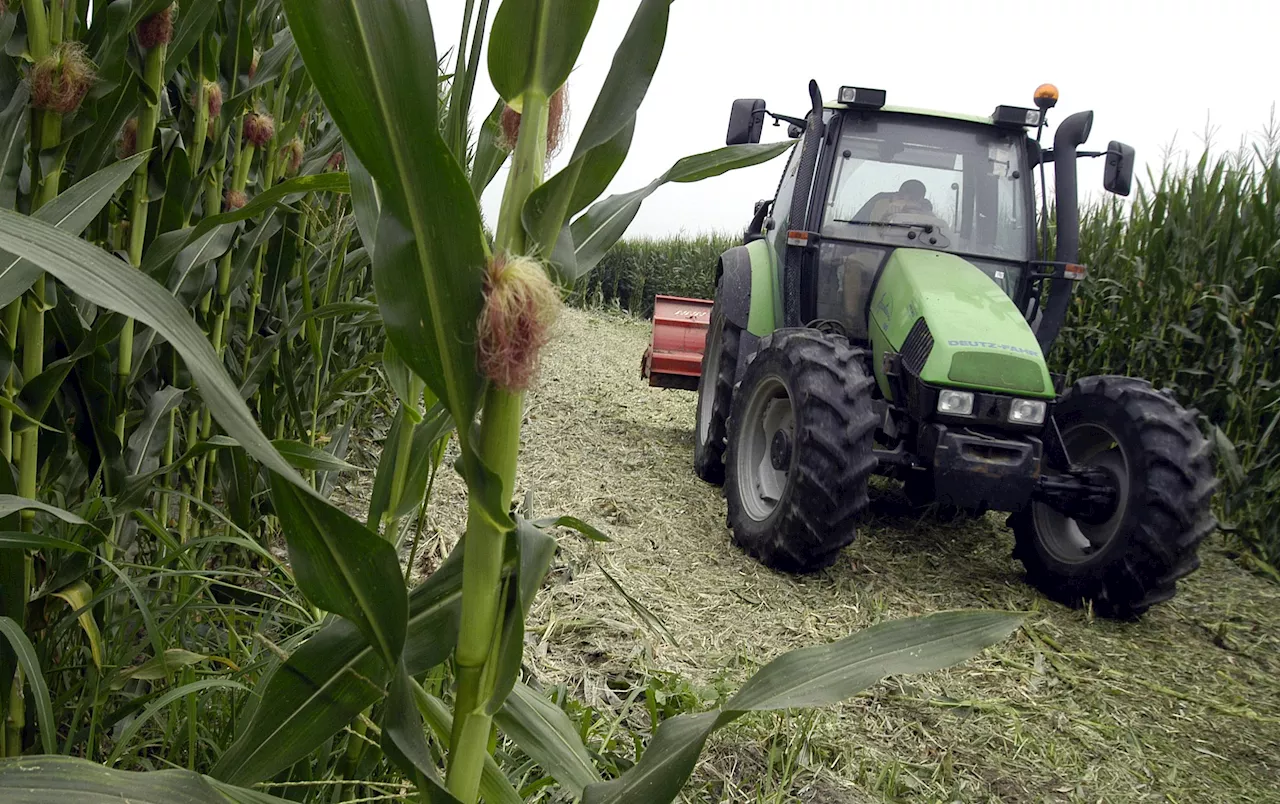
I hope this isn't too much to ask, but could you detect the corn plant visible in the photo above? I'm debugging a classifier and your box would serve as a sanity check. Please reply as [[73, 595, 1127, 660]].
[[0, 1, 1023, 801], [1060, 144, 1280, 571], [573, 233, 737, 316], [0, 0, 386, 776]]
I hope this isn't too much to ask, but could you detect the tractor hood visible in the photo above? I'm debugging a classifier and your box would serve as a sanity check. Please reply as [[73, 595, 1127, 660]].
[[868, 249, 1054, 399]]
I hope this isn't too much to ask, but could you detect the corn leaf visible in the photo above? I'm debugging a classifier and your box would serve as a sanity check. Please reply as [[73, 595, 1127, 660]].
[[0, 756, 292, 803], [0, 83, 27, 210], [114, 649, 211, 687], [125, 386, 184, 475], [0, 530, 91, 553], [107, 679, 248, 767], [0, 494, 89, 525], [469, 99, 509, 199], [211, 548, 466, 786], [270, 439, 363, 473], [346, 146, 380, 262], [488, 0, 598, 109], [494, 681, 601, 795], [582, 611, 1023, 804], [486, 519, 556, 714], [0, 616, 56, 754], [414, 684, 523, 804], [163, 0, 219, 82], [51, 581, 104, 671], [0, 152, 150, 306], [381, 664, 460, 804], [0, 210, 312, 489], [563, 140, 794, 282], [392, 404, 455, 520], [267, 473, 407, 668], [521, 0, 671, 251], [282, 0, 486, 433]]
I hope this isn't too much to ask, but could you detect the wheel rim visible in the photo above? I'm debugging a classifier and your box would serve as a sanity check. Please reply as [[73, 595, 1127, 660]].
[[1032, 422, 1131, 564], [735, 375, 795, 522], [696, 313, 724, 445]]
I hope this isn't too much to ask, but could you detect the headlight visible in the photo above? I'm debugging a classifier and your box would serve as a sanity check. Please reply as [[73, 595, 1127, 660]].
[[1009, 398, 1047, 424], [937, 390, 974, 416]]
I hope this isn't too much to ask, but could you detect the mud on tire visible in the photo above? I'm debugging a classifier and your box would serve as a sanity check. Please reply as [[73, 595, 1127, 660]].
[[693, 278, 740, 485], [724, 329, 878, 572], [1010, 375, 1218, 618]]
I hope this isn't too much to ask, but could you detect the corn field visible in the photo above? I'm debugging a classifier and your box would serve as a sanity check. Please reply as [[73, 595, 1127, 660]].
[[0, 0, 1025, 801], [1061, 145, 1280, 572], [570, 234, 732, 316]]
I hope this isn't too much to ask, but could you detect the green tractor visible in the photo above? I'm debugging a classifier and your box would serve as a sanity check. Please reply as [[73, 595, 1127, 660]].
[[675, 81, 1217, 617]]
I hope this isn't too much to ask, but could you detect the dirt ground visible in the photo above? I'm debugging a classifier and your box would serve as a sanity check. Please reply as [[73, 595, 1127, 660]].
[[342, 307, 1280, 803]]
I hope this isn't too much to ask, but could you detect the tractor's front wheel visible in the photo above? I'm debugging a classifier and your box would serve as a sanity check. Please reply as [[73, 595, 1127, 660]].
[[693, 279, 740, 485], [724, 329, 878, 572], [1010, 376, 1217, 617]]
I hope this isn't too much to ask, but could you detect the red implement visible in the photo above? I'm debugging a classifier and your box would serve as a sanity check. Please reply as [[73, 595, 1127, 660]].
[[641, 295, 713, 390]]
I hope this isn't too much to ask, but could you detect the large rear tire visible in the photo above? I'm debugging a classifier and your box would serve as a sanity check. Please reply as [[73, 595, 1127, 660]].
[[1010, 376, 1217, 618], [724, 329, 878, 572], [693, 279, 740, 485]]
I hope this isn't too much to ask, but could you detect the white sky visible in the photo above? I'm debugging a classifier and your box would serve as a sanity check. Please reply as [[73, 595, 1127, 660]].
[[434, 0, 1279, 238]]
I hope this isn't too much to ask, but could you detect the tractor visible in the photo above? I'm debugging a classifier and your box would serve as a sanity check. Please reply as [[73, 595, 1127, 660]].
[[642, 81, 1217, 617]]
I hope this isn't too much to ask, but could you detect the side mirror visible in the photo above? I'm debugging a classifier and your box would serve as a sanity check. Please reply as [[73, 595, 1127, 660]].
[[726, 98, 765, 145], [1103, 140, 1135, 197]]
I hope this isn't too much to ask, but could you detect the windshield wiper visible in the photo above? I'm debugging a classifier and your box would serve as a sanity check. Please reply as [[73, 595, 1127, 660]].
[[834, 219, 938, 234]]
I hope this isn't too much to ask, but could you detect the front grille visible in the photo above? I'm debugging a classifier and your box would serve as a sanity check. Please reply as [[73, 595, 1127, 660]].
[[900, 318, 933, 374]]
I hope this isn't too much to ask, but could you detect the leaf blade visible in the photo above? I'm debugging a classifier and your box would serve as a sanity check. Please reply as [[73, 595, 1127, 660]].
[[495, 681, 600, 795]]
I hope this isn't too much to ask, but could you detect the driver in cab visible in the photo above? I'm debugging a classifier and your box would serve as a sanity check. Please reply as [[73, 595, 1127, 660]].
[[856, 179, 934, 221]]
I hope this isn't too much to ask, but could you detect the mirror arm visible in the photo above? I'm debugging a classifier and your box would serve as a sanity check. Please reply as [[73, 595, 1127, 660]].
[[1037, 149, 1108, 160], [765, 110, 808, 131]]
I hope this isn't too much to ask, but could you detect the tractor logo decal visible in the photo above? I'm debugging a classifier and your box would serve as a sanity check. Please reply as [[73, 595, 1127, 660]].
[[947, 339, 1041, 357], [875, 293, 893, 321]]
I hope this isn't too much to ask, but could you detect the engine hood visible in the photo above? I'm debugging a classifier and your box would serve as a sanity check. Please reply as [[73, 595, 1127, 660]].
[[868, 248, 1053, 399]]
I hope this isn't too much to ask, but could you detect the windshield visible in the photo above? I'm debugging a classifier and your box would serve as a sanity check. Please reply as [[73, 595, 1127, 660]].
[[821, 114, 1031, 263]]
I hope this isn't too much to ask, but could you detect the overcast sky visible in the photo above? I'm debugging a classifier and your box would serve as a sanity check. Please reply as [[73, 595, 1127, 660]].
[[433, 0, 1279, 238]]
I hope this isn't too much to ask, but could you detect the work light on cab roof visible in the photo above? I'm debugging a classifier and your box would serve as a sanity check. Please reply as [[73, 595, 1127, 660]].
[[652, 77, 1216, 621]]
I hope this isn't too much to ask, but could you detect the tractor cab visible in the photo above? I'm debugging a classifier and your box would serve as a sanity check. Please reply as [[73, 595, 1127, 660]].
[[811, 109, 1034, 340]]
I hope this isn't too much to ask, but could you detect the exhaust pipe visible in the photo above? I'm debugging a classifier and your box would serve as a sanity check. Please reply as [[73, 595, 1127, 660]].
[[1036, 110, 1093, 350]]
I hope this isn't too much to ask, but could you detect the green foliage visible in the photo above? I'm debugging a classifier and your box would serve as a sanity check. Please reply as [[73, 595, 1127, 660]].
[[1058, 145, 1280, 569], [572, 232, 737, 316]]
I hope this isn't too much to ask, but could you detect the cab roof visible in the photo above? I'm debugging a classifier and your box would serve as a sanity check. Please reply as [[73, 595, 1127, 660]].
[[823, 101, 996, 127]]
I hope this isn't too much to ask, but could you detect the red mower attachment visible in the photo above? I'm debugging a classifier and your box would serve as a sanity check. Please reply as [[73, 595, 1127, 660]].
[[641, 295, 713, 390]]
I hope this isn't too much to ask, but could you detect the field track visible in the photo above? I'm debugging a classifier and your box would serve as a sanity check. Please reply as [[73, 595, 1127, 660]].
[[341, 308, 1280, 803]]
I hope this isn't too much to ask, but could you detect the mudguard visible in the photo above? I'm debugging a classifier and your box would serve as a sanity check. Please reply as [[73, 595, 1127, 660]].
[[717, 245, 754, 331], [717, 240, 778, 337]]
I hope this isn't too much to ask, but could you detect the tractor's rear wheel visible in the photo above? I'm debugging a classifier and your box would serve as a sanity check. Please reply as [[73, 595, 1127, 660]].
[[724, 329, 878, 572], [1010, 376, 1217, 617], [693, 280, 740, 485]]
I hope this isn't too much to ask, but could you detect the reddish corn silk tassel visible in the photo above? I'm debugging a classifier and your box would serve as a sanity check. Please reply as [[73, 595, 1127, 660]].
[[498, 84, 569, 157], [546, 84, 568, 158], [280, 137, 304, 177], [30, 43, 96, 115], [136, 4, 175, 49], [194, 79, 223, 118], [224, 190, 247, 211], [117, 117, 139, 158], [243, 112, 275, 148], [478, 255, 562, 391], [326, 151, 345, 172]]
